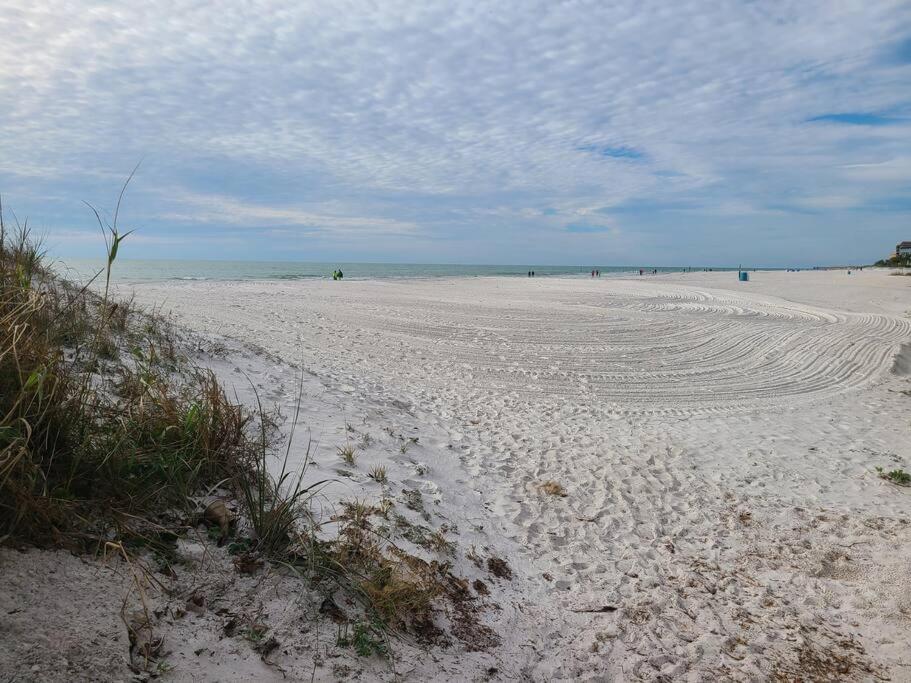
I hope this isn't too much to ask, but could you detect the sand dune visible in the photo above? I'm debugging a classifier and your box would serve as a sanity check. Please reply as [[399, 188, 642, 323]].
[[124, 270, 911, 680]]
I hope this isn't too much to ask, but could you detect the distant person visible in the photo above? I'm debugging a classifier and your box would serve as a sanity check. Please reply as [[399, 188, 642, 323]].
[[532, 270, 535, 277], [338, 269, 344, 279]]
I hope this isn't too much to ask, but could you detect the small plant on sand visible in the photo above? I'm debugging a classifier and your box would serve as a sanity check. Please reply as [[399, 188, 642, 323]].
[[876, 466, 911, 486], [368, 465, 387, 483], [538, 480, 568, 497], [155, 661, 175, 675], [398, 435, 419, 454], [427, 528, 455, 555], [239, 611, 269, 645], [337, 620, 388, 658], [337, 443, 357, 466], [236, 374, 328, 560], [377, 496, 394, 517]]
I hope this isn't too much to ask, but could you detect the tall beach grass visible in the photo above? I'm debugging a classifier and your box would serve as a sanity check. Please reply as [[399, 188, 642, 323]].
[[0, 192, 464, 646]]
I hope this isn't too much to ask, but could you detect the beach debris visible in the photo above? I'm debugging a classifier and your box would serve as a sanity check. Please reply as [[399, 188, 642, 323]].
[[319, 596, 347, 623], [255, 635, 280, 658], [126, 608, 163, 664], [571, 605, 619, 613], [203, 497, 235, 543], [486, 556, 513, 580], [232, 552, 264, 575], [402, 488, 426, 516], [222, 614, 241, 637], [185, 590, 207, 615], [538, 480, 568, 497]]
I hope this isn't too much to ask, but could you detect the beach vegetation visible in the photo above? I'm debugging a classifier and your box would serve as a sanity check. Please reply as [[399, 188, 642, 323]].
[[368, 464, 387, 483], [875, 466, 911, 486], [337, 442, 357, 465], [875, 254, 911, 268], [322, 499, 444, 632], [0, 185, 257, 549], [337, 620, 388, 658], [0, 192, 487, 664], [486, 556, 513, 580]]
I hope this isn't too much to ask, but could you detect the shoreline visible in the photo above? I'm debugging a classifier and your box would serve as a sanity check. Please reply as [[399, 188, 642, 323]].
[[56, 260, 811, 286]]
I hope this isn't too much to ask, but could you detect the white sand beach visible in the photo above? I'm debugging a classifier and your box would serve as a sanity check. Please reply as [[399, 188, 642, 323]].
[[89, 269, 911, 679], [3, 1, 908, 678]]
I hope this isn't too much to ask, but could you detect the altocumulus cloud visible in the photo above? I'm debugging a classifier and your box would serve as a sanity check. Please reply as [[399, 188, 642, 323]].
[[0, 0, 909, 265]]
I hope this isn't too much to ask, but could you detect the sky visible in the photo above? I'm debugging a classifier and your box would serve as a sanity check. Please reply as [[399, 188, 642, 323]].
[[1, 1, 910, 267]]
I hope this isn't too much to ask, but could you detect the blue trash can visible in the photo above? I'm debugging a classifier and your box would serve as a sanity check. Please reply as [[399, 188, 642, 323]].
[[739, 271, 749, 282]]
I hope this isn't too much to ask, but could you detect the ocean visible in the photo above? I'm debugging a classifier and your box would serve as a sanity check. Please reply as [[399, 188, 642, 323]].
[[54, 259, 739, 285]]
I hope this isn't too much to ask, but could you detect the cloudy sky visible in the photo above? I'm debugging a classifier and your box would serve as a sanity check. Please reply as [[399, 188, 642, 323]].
[[1, 1, 910, 266]]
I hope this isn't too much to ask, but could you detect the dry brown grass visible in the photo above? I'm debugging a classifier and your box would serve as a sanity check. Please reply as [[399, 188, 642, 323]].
[[538, 480, 568, 497], [337, 443, 357, 465], [326, 500, 443, 630]]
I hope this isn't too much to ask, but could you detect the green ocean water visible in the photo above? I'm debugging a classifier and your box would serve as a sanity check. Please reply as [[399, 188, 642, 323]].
[[54, 259, 740, 284]]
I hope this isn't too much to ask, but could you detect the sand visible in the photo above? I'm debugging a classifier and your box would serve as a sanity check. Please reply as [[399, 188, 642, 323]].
[[7, 269, 910, 681]]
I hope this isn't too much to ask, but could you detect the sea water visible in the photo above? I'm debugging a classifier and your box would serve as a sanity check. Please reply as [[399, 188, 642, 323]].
[[54, 259, 739, 285]]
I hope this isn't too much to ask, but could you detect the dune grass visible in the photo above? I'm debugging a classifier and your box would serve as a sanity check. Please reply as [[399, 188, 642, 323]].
[[0, 197, 459, 647], [0, 211, 252, 547]]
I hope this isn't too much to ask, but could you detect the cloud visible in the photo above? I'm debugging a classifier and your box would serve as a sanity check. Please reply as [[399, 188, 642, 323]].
[[0, 0, 909, 264], [806, 113, 905, 126], [840, 157, 911, 182], [566, 224, 618, 234], [162, 191, 419, 236]]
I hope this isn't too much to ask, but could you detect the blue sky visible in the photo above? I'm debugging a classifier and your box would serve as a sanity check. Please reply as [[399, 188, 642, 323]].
[[1, 1, 910, 266]]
